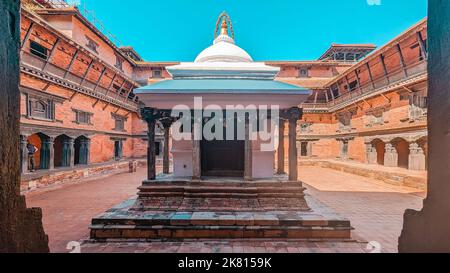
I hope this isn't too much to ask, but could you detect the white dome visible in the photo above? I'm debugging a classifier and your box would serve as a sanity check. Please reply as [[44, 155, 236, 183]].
[[194, 35, 253, 63]]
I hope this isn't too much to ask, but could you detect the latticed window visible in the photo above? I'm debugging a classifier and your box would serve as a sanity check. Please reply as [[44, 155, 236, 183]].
[[73, 109, 93, 125], [28, 98, 54, 120], [112, 113, 127, 131]]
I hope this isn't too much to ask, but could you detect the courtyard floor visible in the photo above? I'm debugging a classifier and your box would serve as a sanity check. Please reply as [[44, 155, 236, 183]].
[[25, 165, 424, 253]]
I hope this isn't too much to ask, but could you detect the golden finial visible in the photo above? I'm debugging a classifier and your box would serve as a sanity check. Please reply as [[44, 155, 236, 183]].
[[220, 18, 229, 36], [214, 11, 235, 39]]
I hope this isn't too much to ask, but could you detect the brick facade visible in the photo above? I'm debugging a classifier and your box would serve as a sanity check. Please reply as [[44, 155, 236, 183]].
[[19, 1, 428, 191]]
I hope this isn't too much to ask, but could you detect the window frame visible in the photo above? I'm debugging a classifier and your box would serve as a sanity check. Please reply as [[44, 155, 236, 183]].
[[29, 40, 48, 60]]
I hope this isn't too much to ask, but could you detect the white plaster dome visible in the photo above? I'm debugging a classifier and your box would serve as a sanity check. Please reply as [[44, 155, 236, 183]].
[[194, 17, 253, 63]]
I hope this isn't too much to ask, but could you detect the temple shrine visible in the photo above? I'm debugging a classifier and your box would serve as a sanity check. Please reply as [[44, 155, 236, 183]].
[[89, 13, 352, 240]]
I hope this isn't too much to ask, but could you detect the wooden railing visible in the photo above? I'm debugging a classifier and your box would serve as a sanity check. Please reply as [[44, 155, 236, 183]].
[[303, 58, 427, 112]]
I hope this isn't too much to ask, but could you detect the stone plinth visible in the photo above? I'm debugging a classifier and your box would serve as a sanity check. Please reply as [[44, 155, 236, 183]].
[[90, 176, 352, 241]]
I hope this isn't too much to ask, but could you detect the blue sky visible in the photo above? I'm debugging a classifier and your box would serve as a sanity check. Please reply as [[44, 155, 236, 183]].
[[78, 0, 427, 62]]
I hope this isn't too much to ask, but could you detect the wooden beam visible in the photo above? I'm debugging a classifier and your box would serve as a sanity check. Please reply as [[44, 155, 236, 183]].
[[403, 86, 414, 93], [63, 49, 79, 78], [80, 59, 95, 86], [114, 80, 126, 100], [362, 99, 372, 107], [104, 73, 117, 97], [123, 86, 134, 102], [366, 62, 376, 89], [396, 44, 408, 77], [69, 91, 78, 102], [324, 89, 329, 102], [42, 38, 60, 71], [380, 93, 392, 103], [21, 22, 34, 49], [380, 54, 390, 83], [93, 66, 107, 92], [354, 69, 363, 93], [417, 31, 428, 61], [313, 91, 319, 104]]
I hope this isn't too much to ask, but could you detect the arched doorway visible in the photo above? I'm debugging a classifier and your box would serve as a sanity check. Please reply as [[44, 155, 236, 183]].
[[74, 136, 90, 165], [392, 138, 410, 169], [372, 139, 386, 165], [27, 133, 51, 170], [54, 135, 72, 168]]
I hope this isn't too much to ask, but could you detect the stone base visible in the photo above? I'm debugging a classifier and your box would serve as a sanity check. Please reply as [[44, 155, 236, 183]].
[[90, 177, 352, 241], [133, 178, 310, 212]]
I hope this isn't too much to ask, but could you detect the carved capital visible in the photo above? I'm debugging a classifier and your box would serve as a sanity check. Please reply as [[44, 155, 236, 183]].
[[282, 107, 303, 121], [140, 107, 160, 123]]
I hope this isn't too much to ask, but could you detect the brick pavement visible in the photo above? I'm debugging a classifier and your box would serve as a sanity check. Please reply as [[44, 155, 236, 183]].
[[25, 165, 425, 253]]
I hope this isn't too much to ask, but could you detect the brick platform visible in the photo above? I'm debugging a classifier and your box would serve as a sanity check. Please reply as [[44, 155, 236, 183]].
[[90, 177, 352, 241]]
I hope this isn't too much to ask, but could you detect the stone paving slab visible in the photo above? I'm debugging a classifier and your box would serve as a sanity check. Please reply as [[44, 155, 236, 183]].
[[81, 239, 369, 253]]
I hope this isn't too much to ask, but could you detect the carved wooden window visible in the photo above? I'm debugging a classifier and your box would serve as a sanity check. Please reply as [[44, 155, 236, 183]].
[[115, 54, 123, 71], [112, 113, 127, 131], [86, 36, 99, 54], [28, 97, 54, 120], [29, 40, 48, 60], [298, 68, 309, 78], [73, 109, 93, 125], [152, 69, 162, 78]]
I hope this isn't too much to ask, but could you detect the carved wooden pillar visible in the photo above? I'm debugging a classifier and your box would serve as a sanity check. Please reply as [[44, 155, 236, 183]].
[[160, 117, 175, 175], [277, 119, 286, 174], [244, 114, 253, 181], [141, 107, 159, 181], [285, 107, 303, 182], [85, 139, 91, 165], [69, 138, 75, 168]]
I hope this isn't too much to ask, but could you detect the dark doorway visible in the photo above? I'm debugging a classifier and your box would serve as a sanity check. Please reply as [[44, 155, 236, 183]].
[[201, 116, 245, 177], [300, 142, 308, 157], [114, 140, 123, 161], [75, 136, 89, 165], [54, 134, 71, 168]]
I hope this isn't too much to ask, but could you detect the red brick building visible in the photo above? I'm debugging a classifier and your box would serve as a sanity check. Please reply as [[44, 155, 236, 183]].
[[19, 0, 428, 191]]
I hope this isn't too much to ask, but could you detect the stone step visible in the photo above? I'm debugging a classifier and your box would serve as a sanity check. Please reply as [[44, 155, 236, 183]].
[[141, 180, 303, 188], [137, 185, 306, 199], [90, 211, 351, 240], [90, 225, 352, 240]]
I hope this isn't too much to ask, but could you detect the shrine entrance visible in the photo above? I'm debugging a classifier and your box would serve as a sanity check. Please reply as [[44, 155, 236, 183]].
[[201, 117, 245, 177]]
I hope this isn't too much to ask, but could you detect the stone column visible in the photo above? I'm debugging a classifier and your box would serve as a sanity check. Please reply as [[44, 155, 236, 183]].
[[69, 138, 75, 168], [160, 118, 174, 175], [365, 143, 377, 164], [384, 143, 398, 167], [141, 107, 158, 181], [399, 1, 450, 252], [86, 139, 91, 165], [20, 135, 29, 174], [277, 119, 286, 174], [41, 137, 54, 170], [244, 114, 253, 181], [286, 107, 303, 182], [191, 110, 202, 180], [408, 142, 426, 171]]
